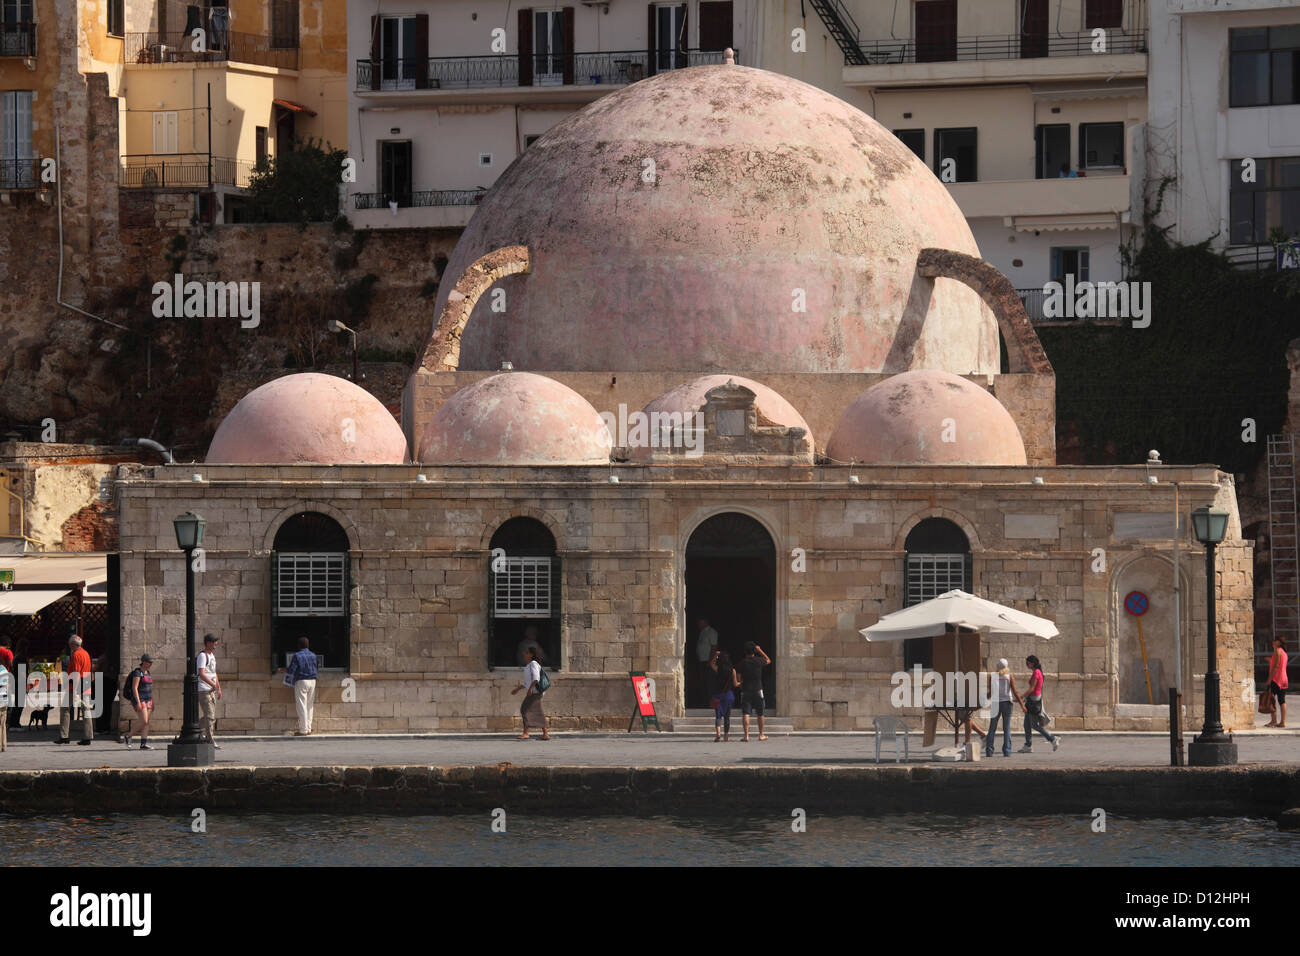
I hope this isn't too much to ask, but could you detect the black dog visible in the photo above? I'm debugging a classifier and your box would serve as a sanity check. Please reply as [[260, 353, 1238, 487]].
[[27, 706, 52, 727]]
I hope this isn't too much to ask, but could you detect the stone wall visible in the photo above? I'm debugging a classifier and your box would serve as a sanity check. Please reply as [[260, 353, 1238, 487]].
[[116, 461, 1250, 735]]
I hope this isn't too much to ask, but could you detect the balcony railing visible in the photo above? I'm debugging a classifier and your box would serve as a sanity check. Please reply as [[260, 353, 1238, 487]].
[[0, 158, 41, 190], [356, 48, 737, 91], [0, 20, 36, 57], [857, 30, 1146, 65], [120, 154, 255, 190], [353, 189, 487, 210], [126, 30, 298, 70]]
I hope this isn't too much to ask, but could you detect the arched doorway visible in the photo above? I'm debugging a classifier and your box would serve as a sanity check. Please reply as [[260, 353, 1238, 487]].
[[271, 512, 351, 670], [488, 517, 560, 671], [684, 513, 776, 710], [902, 517, 972, 669]]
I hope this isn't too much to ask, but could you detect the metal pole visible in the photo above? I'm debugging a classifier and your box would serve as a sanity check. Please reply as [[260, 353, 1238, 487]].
[[1201, 540, 1223, 736], [206, 83, 212, 188], [352, 331, 359, 383], [1173, 481, 1181, 695], [175, 546, 202, 744]]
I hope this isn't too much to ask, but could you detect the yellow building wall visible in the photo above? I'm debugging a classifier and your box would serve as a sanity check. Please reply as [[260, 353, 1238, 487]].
[[0, 0, 60, 162]]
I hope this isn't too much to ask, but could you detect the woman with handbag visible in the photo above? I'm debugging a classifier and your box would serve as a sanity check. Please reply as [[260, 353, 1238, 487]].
[[1266, 637, 1289, 728], [708, 648, 740, 742], [511, 646, 550, 740], [1018, 655, 1060, 753]]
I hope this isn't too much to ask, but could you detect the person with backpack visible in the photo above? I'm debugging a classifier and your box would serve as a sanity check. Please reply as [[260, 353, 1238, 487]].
[[984, 658, 1018, 758], [1019, 654, 1060, 753], [511, 645, 550, 740], [0, 648, 10, 753], [120, 654, 155, 750]]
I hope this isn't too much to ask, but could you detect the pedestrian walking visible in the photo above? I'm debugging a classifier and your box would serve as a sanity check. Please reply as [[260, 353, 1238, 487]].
[[511, 645, 549, 740], [196, 634, 222, 750], [1266, 637, 1289, 728], [739, 641, 771, 741], [120, 654, 155, 750], [279, 637, 319, 736], [0, 648, 10, 753], [1018, 654, 1059, 753], [58, 635, 94, 746], [984, 657, 1018, 758], [707, 648, 739, 742]]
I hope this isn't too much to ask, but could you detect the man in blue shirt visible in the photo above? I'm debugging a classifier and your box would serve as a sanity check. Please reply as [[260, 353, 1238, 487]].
[[279, 637, 319, 736]]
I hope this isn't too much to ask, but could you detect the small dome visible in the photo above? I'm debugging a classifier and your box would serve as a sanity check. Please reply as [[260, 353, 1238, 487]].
[[418, 372, 612, 465], [206, 373, 407, 464], [632, 374, 812, 459], [826, 370, 1027, 466]]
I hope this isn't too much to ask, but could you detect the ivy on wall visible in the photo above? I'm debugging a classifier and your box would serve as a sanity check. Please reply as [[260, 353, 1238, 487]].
[[1039, 226, 1300, 473]]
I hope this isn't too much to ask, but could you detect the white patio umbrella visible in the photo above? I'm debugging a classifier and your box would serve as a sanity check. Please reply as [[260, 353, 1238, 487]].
[[859, 589, 1058, 644]]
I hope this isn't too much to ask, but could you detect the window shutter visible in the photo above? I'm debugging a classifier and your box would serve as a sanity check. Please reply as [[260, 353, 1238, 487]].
[[550, 556, 562, 620], [269, 550, 279, 672], [342, 553, 351, 671], [487, 555, 497, 670], [647, 3, 657, 77], [679, 4, 688, 63], [964, 552, 973, 595], [562, 7, 575, 84], [518, 8, 533, 86], [414, 13, 429, 89], [369, 15, 380, 90], [1078, 126, 1087, 171]]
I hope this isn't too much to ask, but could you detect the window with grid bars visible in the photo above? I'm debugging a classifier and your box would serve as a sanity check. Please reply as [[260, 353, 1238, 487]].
[[906, 554, 968, 606], [491, 557, 552, 618], [275, 552, 346, 616]]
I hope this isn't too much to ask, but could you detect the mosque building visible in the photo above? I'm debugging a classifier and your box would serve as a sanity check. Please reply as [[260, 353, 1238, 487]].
[[116, 61, 1254, 734]]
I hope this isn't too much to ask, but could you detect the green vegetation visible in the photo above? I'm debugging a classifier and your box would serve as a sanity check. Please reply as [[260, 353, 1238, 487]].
[[1040, 222, 1300, 473], [245, 139, 346, 224]]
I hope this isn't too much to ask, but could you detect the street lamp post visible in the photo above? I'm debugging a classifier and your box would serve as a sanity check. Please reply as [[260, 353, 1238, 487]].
[[329, 320, 359, 382], [167, 511, 214, 768], [1187, 505, 1238, 767]]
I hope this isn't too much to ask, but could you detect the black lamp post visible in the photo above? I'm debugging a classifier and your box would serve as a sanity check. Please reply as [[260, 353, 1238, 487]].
[[1187, 505, 1238, 767], [167, 511, 214, 767]]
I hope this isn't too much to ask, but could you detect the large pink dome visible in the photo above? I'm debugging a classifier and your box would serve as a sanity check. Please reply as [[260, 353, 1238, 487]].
[[433, 64, 997, 376], [826, 370, 1027, 466], [206, 373, 407, 464], [418, 372, 612, 465]]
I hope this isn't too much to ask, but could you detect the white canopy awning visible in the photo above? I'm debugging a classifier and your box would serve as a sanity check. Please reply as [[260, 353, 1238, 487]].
[[0, 589, 72, 616], [860, 590, 1059, 643]]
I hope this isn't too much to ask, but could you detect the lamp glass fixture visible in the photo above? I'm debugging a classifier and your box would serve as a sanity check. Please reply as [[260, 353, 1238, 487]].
[[1190, 506, 1228, 545], [173, 511, 206, 550]]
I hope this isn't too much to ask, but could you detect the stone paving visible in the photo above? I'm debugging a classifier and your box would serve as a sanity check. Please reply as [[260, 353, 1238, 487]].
[[1, 725, 1297, 772]]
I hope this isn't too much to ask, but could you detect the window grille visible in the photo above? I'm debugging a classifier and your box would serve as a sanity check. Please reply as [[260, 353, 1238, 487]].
[[274, 552, 345, 616], [905, 553, 968, 606], [491, 557, 552, 618]]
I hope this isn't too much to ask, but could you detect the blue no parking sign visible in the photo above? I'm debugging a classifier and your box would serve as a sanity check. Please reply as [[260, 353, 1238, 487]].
[[1125, 590, 1149, 616]]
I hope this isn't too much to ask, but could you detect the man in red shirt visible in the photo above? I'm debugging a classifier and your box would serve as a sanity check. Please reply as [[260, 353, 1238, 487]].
[[58, 635, 94, 745]]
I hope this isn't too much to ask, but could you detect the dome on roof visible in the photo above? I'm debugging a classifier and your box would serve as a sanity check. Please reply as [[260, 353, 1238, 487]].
[[431, 64, 997, 376], [206, 373, 407, 464], [826, 370, 1027, 466], [417, 371, 612, 465]]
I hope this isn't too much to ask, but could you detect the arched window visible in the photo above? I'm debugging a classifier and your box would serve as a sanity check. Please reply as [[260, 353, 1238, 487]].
[[271, 512, 350, 671], [488, 517, 559, 671], [903, 517, 972, 669]]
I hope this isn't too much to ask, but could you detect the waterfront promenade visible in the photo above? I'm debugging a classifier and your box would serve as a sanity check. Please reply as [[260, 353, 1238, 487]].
[[1, 727, 1298, 772]]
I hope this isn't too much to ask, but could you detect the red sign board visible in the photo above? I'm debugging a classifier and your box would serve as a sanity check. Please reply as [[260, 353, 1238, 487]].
[[627, 671, 662, 732]]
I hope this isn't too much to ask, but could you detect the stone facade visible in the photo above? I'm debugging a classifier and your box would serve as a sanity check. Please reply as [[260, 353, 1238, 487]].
[[116, 456, 1253, 736]]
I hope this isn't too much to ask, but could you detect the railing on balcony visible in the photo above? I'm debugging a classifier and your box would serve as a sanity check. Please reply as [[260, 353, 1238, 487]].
[[356, 48, 737, 91], [0, 21, 36, 57], [857, 30, 1146, 65], [119, 154, 255, 190], [0, 158, 41, 190], [126, 30, 298, 70], [353, 189, 487, 210]]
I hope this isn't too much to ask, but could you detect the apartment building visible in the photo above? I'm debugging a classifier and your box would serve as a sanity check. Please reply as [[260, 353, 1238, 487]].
[[773, 0, 1147, 313], [0, 0, 54, 198], [346, 1, 748, 230], [116, 0, 346, 221], [1147, 0, 1300, 270]]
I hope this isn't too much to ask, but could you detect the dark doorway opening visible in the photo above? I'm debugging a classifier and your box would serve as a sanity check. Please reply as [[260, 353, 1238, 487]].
[[1020, 0, 1048, 58], [488, 517, 560, 671], [684, 513, 775, 710]]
